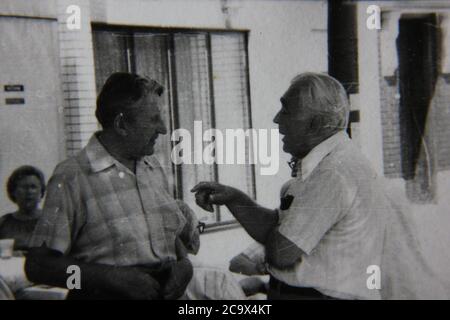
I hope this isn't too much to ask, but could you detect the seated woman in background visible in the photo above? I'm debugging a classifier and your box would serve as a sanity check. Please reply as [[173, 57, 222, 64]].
[[0, 166, 46, 251]]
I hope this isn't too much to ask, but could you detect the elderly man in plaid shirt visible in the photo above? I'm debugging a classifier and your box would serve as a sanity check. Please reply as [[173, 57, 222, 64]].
[[24, 72, 200, 299]]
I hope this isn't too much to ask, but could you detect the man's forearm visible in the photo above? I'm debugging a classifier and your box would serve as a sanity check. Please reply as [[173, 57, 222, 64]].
[[25, 247, 118, 293], [225, 190, 278, 243]]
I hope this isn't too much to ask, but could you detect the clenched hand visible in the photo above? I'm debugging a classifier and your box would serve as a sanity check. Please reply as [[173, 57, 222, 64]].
[[191, 181, 240, 211]]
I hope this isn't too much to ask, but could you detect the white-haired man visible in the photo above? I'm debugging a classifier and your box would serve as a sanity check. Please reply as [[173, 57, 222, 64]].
[[192, 72, 389, 300]]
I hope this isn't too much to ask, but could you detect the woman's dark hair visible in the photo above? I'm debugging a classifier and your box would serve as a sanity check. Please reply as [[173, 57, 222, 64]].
[[6, 165, 46, 203], [95, 72, 164, 128]]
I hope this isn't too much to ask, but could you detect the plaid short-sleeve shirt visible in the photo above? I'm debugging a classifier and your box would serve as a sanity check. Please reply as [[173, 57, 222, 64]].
[[29, 134, 199, 267]]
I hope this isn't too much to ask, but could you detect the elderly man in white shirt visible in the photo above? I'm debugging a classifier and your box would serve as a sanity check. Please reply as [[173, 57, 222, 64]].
[[192, 72, 389, 300]]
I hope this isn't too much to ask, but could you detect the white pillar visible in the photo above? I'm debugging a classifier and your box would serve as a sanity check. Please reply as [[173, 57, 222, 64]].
[[57, 0, 98, 155], [356, 2, 388, 175]]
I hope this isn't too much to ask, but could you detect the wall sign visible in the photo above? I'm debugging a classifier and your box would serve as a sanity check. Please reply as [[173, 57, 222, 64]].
[[4, 84, 24, 92], [5, 98, 25, 105]]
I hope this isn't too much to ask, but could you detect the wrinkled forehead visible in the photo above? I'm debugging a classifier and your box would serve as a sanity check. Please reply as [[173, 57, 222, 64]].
[[280, 84, 304, 112], [282, 79, 329, 108], [282, 84, 300, 101]]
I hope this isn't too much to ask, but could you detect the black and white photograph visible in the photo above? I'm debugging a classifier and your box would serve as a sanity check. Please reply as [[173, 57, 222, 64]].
[[0, 0, 450, 305]]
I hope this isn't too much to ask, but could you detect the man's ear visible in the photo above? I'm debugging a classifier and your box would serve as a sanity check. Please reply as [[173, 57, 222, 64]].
[[113, 113, 128, 137], [309, 115, 323, 134]]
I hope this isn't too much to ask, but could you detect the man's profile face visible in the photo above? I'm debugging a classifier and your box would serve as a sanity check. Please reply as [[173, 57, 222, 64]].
[[273, 86, 316, 158], [124, 93, 167, 159]]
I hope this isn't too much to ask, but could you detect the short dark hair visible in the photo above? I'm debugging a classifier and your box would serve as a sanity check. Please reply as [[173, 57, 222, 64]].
[[95, 72, 164, 128], [6, 165, 46, 203]]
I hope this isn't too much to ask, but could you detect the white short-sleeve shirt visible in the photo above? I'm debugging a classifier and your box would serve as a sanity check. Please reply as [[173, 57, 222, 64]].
[[268, 131, 389, 299]]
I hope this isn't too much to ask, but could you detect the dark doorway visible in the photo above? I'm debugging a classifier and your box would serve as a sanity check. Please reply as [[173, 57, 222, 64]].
[[328, 0, 359, 137], [328, 0, 358, 95], [397, 14, 439, 202]]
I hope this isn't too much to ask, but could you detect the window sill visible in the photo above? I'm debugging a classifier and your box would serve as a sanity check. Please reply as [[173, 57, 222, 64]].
[[201, 220, 241, 234]]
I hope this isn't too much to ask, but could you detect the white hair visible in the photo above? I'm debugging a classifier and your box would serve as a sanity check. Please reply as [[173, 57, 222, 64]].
[[289, 72, 350, 132]]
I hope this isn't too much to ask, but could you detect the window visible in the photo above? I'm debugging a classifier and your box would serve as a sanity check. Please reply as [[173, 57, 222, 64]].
[[92, 25, 255, 231]]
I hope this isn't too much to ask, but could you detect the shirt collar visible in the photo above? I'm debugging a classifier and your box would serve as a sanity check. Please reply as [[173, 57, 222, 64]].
[[85, 132, 155, 173], [299, 130, 348, 181], [142, 155, 159, 169]]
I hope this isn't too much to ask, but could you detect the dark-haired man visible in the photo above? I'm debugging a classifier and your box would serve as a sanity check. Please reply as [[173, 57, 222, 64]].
[[25, 72, 199, 299]]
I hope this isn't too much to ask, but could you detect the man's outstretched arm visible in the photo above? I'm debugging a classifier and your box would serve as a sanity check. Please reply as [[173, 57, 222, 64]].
[[191, 182, 278, 244], [192, 182, 304, 269]]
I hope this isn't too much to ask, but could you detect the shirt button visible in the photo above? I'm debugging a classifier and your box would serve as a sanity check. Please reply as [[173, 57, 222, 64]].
[[118, 172, 125, 178]]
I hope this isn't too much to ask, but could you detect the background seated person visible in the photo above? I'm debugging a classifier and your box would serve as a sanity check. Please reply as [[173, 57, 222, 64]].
[[0, 166, 46, 251]]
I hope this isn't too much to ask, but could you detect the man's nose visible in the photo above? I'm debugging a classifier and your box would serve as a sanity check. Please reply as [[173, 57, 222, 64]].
[[273, 111, 280, 124], [158, 120, 167, 135]]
